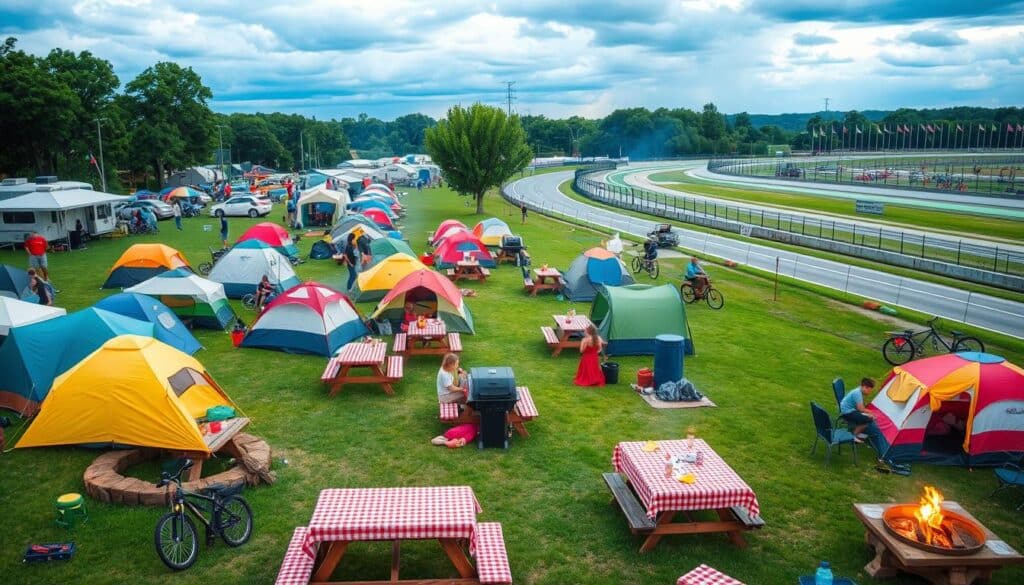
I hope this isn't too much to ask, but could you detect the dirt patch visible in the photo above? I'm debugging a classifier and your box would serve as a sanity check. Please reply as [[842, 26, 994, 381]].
[[826, 299, 917, 330]]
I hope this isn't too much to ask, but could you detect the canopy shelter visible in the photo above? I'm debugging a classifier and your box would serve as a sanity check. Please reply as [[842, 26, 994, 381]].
[[590, 284, 693, 356], [0, 308, 156, 416], [240, 282, 367, 356], [350, 253, 428, 302], [0, 264, 33, 300], [125, 268, 236, 330], [236, 222, 299, 258], [430, 220, 467, 245], [297, 186, 349, 228], [562, 247, 634, 302], [370, 269, 475, 334], [433, 231, 495, 269], [93, 292, 202, 355], [206, 239, 300, 298], [472, 218, 513, 247], [868, 352, 1024, 466], [367, 238, 415, 267], [0, 297, 65, 337], [102, 243, 192, 289], [16, 335, 236, 453], [162, 186, 203, 202]]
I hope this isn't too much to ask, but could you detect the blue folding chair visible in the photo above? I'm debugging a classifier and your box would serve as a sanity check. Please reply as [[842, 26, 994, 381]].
[[990, 458, 1024, 511], [810, 402, 857, 465], [831, 377, 846, 427]]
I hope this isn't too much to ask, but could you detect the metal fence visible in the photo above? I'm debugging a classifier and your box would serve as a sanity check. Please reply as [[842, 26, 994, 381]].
[[707, 155, 1024, 198], [573, 168, 1024, 281]]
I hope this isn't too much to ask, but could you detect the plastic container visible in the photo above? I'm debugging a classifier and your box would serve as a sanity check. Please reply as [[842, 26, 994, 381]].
[[601, 362, 620, 384], [815, 561, 833, 585], [637, 368, 654, 389], [653, 334, 685, 389], [231, 329, 245, 347], [420, 254, 434, 266]]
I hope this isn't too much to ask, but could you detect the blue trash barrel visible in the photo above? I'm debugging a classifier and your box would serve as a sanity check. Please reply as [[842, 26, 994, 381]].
[[653, 334, 685, 389]]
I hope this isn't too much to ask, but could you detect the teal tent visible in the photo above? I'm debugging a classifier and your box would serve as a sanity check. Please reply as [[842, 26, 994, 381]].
[[590, 284, 693, 356], [368, 238, 415, 266]]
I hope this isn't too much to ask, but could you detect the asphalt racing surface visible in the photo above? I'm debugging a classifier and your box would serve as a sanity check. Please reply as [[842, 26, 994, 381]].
[[506, 170, 1024, 339]]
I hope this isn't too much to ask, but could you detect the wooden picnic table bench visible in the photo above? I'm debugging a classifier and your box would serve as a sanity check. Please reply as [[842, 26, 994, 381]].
[[321, 341, 403, 396], [439, 386, 538, 437], [542, 314, 592, 357], [446, 260, 490, 282], [529, 267, 562, 296], [393, 320, 464, 357]]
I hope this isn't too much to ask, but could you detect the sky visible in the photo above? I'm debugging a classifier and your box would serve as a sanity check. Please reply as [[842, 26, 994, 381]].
[[2, 0, 1023, 121]]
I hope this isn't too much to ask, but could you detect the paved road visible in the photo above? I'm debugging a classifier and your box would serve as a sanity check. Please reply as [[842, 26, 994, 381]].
[[506, 170, 1024, 339]]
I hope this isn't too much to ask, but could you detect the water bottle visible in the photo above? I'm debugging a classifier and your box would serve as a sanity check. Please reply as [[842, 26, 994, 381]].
[[815, 561, 833, 585]]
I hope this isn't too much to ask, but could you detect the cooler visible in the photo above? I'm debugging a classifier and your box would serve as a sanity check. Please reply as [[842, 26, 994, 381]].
[[653, 334, 685, 389], [467, 367, 519, 449]]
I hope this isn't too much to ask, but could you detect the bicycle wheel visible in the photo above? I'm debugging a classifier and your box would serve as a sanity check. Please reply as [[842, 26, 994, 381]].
[[215, 495, 254, 547], [680, 283, 696, 303], [647, 260, 659, 279], [154, 512, 198, 571], [705, 288, 724, 309], [241, 294, 257, 310], [631, 256, 642, 273], [882, 337, 916, 366], [953, 337, 984, 354], [197, 262, 212, 276]]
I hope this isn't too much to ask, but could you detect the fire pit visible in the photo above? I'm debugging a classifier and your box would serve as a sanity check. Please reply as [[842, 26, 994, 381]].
[[882, 486, 985, 556]]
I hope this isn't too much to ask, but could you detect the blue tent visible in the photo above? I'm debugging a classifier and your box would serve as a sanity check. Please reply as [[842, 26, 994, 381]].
[[0, 264, 33, 300], [562, 249, 634, 302], [347, 199, 396, 218], [0, 308, 155, 415], [93, 293, 202, 355]]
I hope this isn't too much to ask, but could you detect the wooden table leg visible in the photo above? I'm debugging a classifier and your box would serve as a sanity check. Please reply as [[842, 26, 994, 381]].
[[391, 540, 400, 582], [438, 538, 476, 579], [552, 331, 568, 357], [639, 512, 677, 553], [311, 541, 349, 582], [373, 364, 395, 395], [329, 365, 353, 396], [863, 530, 899, 579], [715, 508, 748, 548], [187, 459, 203, 482]]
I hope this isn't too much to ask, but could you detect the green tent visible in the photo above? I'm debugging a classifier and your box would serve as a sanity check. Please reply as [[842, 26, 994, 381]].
[[368, 238, 415, 267], [590, 284, 693, 356]]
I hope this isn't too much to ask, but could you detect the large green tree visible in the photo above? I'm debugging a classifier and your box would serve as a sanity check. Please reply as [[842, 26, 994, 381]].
[[425, 104, 532, 214]]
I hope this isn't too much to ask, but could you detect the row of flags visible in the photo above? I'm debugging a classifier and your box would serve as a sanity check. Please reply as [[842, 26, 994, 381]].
[[810, 123, 1023, 137]]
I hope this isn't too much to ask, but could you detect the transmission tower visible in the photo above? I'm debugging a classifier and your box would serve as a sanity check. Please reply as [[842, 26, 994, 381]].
[[505, 81, 517, 117]]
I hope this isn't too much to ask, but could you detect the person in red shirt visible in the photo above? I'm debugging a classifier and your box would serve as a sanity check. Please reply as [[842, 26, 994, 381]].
[[224, 182, 232, 199], [24, 232, 49, 281]]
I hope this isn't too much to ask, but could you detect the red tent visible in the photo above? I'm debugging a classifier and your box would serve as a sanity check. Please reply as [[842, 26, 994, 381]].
[[236, 222, 298, 257], [362, 208, 395, 229], [433, 231, 495, 268], [430, 220, 466, 244]]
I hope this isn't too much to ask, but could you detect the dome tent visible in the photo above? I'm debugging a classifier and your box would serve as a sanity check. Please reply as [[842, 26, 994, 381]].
[[93, 292, 202, 355], [0, 297, 65, 337], [370, 269, 474, 334], [472, 218, 513, 247], [367, 238, 415, 267], [240, 282, 368, 356], [433, 231, 495, 269], [102, 244, 191, 289], [430, 220, 466, 245], [350, 254, 428, 302], [207, 239, 300, 298], [125, 268, 236, 330], [590, 284, 693, 356], [562, 247, 634, 302], [236, 222, 299, 258]]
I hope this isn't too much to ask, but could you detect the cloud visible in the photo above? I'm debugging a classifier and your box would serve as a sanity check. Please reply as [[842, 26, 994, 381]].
[[904, 29, 967, 47], [747, 0, 1024, 23], [793, 32, 836, 45]]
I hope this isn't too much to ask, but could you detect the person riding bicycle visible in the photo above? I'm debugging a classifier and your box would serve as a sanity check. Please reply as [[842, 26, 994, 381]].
[[642, 236, 658, 265], [254, 275, 275, 310], [685, 256, 709, 296]]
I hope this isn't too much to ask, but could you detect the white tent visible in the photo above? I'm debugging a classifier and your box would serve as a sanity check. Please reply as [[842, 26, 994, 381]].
[[0, 297, 66, 336], [207, 240, 301, 298], [297, 186, 349, 228], [125, 269, 235, 329]]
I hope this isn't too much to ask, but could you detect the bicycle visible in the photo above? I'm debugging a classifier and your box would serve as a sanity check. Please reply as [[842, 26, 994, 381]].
[[882, 316, 983, 365], [153, 459, 254, 571], [630, 255, 660, 279], [197, 247, 230, 275], [680, 277, 724, 309]]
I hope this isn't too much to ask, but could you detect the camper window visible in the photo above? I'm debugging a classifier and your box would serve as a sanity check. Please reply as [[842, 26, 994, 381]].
[[2, 211, 34, 224], [96, 204, 111, 219]]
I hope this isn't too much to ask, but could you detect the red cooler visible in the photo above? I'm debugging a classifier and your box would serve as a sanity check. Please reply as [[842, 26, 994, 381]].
[[637, 368, 654, 388]]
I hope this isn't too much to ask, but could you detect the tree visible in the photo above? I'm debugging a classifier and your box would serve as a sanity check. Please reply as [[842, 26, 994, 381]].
[[701, 103, 726, 142], [425, 104, 532, 214], [227, 114, 287, 167]]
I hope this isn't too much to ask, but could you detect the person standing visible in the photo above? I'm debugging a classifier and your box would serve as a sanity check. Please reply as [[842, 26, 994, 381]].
[[24, 232, 50, 281], [173, 201, 183, 230], [520, 202, 528, 224], [574, 324, 606, 387], [74, 219, 87, 249], [142, 207, 159, 232], [224, 182, 233, 199], [356, 229, 372, 269], [219, 215, 229, 248], [341, 233, 358, 290]]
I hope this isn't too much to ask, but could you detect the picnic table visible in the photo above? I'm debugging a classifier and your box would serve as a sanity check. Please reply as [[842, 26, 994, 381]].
[[394, 319, 463, 357], [320, 341, 403, 396], [446, 260, 490, 282], [541, 314, 592, 357], [167, 417, 250, 482], [605, 439, 764, 552], [276, 486, 512, 584], [529, 267, 562, 296]]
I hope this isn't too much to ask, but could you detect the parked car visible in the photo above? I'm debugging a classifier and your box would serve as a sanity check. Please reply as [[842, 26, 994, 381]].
[[122, 199, 175, 219], [647, 224, 679, 247], [209, 196, 272, 218]]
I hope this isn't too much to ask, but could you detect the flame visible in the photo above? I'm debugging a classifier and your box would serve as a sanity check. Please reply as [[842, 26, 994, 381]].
[[912, 486, 946, 545]]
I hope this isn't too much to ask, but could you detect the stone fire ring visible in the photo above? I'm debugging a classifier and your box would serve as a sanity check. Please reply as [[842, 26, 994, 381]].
[[83, 433, 272, 507]]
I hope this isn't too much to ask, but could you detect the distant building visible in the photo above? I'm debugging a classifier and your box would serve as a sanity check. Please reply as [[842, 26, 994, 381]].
[[166, 166, 224, 188]]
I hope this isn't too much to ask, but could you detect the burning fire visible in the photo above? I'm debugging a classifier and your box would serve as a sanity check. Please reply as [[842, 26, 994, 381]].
[[913, 486, 946, 546]]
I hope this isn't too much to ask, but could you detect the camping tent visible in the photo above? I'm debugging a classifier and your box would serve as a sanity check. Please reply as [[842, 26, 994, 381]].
[[0, 264, 33, 299], [240, 282, 367, 356], [868, 352, 1024, 466], [362, 208, 396, 230], [590, 284, 693, 356], [309, 238, 338, 260], [472, 218, 513, 247], [125, 268, 236, 329], [348, 198, 397, 218], [331, 217, 387, 244], [370, 269, 475, 334], [368, 238, 415, 267], [432, 226, 469, 246], [16, 335, 235, 453], [433, 231, 495, 269], [0, 308, 157, 415], [0, 297, 65, 336], [297, 186, 348, 227], [350, 253, 428, 302], [93, 292, 202, 355], [236, 222, 299, 258], [207, 239, 300, 298], [430, 220, 466, 245], [102, 243, 192, 288], [562, 247, 634, 302]]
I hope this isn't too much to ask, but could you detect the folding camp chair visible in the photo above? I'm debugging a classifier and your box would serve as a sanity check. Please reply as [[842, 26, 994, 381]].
[[990, 456, 1024, 511], [832, 377, 846, 427], [810, 402, 857, 466]]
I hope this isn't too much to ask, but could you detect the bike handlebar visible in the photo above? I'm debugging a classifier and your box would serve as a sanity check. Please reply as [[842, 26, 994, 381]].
[[155, 459, 193, 488]]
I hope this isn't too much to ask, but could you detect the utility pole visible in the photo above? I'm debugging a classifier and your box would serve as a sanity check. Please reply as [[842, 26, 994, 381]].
[[568, 124, 582, 158], [216, 124, 226, 181], [299, 129, 304, 172], [505, 81, 516, 117], [94, 118, 108, 192], [823, 98, 831, 154]]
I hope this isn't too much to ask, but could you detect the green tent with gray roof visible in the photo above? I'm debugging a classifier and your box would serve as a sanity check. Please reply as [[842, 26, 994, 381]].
[[590, 284, 693, 356]]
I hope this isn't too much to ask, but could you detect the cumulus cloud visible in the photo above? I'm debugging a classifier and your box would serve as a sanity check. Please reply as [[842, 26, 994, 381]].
[[793, 32, 836, 45], [904, 29, 967, 47]]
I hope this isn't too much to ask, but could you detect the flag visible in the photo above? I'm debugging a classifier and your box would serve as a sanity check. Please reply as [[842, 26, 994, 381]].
[[843, 126, 848, 134], [856, 126, 862, 134], [1008, 123, 1015, 133], [87, 153, 98, 168], [991, 124, 997, 132], [957, 124, 963, 132], [876, 125, 883, 135], [831, 125, 836, 134], [927, 124, 935, 133], [884, 125, 892, 134], [979, 124, 986, 132], [904, 124, 911, 133], [1017, 124, 1023, 132], [812, 128, 818, 138]]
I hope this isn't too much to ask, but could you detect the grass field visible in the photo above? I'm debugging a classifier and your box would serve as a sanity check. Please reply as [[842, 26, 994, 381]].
[[1, 188, 1022, 585], [647, 170, 1024, 244]]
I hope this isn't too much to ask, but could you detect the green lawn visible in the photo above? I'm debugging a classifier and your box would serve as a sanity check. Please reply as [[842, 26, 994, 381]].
[[1, 189, 1022, 585], [648, 170, 1024, 244]]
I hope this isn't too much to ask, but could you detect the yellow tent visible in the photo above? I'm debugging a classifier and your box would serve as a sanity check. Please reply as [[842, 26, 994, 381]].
[[17, 335, 234, 453], [349, 253, 427, 302]]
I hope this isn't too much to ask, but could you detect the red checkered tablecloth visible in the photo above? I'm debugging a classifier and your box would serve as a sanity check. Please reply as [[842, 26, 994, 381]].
[[552, 314, 591, 334], [408, 320, 447, 338], [678, 564, 746, 585], [334, 341, 386, 365], [301, 486, 482, 558], [612, 439, 760, 519]]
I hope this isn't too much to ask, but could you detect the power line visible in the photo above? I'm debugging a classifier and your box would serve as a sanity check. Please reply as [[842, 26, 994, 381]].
[[505, 81, 516, 117]]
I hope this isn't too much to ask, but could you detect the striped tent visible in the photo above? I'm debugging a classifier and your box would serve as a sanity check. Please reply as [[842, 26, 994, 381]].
[[240, 282, 367, 356]]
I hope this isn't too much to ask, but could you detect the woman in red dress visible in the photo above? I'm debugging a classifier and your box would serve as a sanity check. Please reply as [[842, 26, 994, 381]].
[[574, 324, 606, 386]]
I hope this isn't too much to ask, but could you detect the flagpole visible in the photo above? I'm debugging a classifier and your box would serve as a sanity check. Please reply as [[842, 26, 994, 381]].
[[94, 118, 107, 193]]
